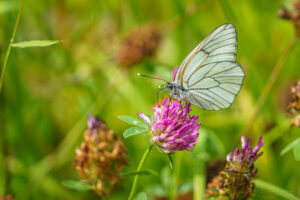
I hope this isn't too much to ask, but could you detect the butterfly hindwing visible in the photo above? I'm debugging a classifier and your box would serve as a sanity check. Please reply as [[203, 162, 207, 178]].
[[185, 61, 244, 110]]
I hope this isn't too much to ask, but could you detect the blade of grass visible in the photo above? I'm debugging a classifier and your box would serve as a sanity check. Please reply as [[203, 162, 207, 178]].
[[254, 179, 300, 200], [11, 40, 61, 48], [281, 137, 300, 156], [119, 169, 159, 177], [0, 0, 25, 93]]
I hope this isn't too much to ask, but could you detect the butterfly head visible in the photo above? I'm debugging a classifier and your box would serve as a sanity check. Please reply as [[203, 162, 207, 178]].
[[166, 82, 175, 90]]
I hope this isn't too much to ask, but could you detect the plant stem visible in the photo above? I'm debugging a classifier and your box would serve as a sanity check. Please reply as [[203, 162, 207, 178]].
[[193, 160, 206, 200], [169, 152, 182, 200], [128, 144, 153, 200], [0, 0, 25, 93], [241, 36, 298, 136]]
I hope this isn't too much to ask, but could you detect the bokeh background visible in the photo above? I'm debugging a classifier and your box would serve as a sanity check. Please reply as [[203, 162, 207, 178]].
[[0, 0, 300, 199]]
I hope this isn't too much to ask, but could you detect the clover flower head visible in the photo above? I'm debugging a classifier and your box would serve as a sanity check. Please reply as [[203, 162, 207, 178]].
[[138, 98, 201, 153], [206, 136, 264, 200]]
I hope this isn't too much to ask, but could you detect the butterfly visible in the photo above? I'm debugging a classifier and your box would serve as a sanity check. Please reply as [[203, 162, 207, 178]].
[[139, 23, 244, 110]]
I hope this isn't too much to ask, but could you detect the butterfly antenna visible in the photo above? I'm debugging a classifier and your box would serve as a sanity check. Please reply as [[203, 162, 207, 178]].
[[137, 73, 168, 83]]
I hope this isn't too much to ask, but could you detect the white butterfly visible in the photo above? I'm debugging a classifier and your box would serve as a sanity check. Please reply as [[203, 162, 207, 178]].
[[165, 23, 245, 110]]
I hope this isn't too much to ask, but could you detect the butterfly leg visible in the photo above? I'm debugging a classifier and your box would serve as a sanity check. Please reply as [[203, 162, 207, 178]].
[[157, 87, 167, 102], [168, 93, 175, 106]]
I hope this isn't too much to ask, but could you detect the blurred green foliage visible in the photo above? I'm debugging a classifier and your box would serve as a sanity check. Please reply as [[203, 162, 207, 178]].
[[0, 0, 300, 199]]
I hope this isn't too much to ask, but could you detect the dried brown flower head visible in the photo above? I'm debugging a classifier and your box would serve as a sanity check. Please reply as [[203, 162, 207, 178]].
[[279, 1, 300, 36], [75, 115, 128, 197], [287, 80, 300, 127], [116, 24, 162, 67]]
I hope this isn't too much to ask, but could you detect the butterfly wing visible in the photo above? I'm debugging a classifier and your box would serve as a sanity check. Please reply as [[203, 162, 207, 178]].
[[185, 61, 244, 110], [174, 23, 244, 110]]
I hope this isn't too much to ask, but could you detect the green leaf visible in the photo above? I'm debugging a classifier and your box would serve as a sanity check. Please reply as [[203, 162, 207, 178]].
[[254, 179, 300, 200], [280, 137, 300, 156], [118, 115, 149, 128], [119, 169, 159, 177], [62, 180, 93, 191], [293, 141, 300, 161], [123, 127, 148, 139], [11, 40, 61, 48], [136, 192, 147, 200], [146, 185, 166, 197], [178, 181, 193, 194]]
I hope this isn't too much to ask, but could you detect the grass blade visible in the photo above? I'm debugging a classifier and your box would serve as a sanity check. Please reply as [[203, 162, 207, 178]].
[[62, 180, 93, 191], [11, 40, 61, 48], [119, 169, 159, 177], [280, 137, 300, 156], [254, 179, 300, 200]]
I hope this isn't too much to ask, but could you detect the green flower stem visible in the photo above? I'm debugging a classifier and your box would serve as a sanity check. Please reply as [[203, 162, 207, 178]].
[[193, 160, 206, 200], [0, 0, 25, 93], [169, 152, 182, 200], [128, 144, 153, 200]]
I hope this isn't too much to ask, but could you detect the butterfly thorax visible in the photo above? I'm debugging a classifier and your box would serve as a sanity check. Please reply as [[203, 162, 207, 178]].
[[167, 82, 188, 101]]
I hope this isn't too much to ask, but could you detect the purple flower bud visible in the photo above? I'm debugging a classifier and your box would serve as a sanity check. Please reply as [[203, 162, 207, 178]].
[[87, 114, 103, 134], [252, 136, 264, 154], [138, 98, 201, 153], [227, 136, 264, 171], [226, 152, 233, 162]]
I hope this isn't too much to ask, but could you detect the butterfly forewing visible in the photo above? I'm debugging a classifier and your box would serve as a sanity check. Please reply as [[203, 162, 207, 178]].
[[173, 23, 244, 111]]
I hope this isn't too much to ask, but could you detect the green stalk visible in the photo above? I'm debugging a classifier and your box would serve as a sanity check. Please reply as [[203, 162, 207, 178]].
[[0, 0, 25, 93], [128, 144, 153, 200], [193, 160, 205, 200], [169, 152, 182, 200]]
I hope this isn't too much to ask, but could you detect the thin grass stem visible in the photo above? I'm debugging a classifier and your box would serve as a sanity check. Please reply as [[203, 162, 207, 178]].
[[0, 0, 25, 93], [241, 36, 298, 136]]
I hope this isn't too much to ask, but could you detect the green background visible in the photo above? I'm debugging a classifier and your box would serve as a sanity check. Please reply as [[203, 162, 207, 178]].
[[0, 0, 300, 199]]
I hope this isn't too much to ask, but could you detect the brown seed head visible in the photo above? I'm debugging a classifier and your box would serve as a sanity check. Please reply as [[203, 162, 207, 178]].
[[287, 80, 300, 127], [0, 195, 13, 200], [75, 115, 128, 197], [116, 24, 162, 67], [279, 1, 300, 36]]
